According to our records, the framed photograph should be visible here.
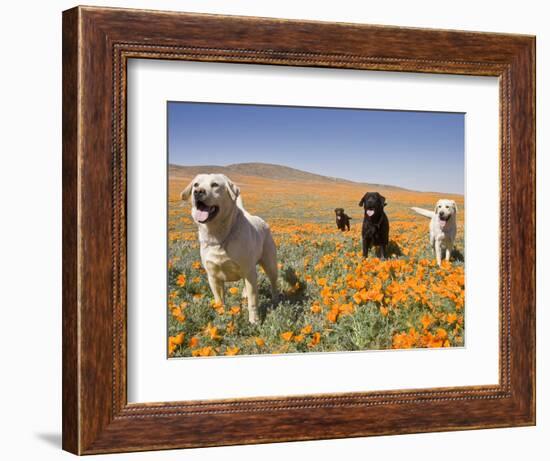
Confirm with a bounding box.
[62,6,535,454]
[165,102,466,358]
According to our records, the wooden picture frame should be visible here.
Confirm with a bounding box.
[62,5,535,455]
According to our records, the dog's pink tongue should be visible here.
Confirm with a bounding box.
[366,210,375,217]
[193,208,209,223]
[439,219,447,229]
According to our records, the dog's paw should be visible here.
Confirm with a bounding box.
[248,314,259,324]
[248,307,259,324]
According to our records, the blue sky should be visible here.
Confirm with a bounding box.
[168,102,464,194]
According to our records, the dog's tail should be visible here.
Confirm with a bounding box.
[410,207,434,218]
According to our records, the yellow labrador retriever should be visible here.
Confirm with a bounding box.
[411,199,458,266]
[180,174,278,323]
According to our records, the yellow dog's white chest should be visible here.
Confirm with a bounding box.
[201,245,242,281]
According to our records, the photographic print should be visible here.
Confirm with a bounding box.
[167,102,465,358]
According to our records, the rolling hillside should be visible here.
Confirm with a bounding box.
[168,162,450,195]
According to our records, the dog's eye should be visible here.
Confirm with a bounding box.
[193,183,199,188]
[446,206,450,209]
[211,182,219,188]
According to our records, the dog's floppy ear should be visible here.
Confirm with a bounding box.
[378,193,387,207]
[358,194,367,207]
[451,200,458,213]
[222,175,240,201]
[180,176,197,201]
[434,201,440,213]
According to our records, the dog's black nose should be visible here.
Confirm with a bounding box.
[194,188,205,197]
[439,211,445,217]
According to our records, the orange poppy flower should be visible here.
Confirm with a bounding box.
[446,313,458,324]
[171,307,186,323]
[308,332,321,348]
[225,346,240,356]
[327,309,338,323]
[176,274,186,287]
[311,303,322,314]
[192,346,215,357]
[204,323,221,340]
[281,331,294,341]
[168,332,185,355]
[192,261,202,270]
[420,313,433,329]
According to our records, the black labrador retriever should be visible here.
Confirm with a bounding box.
[359,192,389,258]
[334,208,351,231]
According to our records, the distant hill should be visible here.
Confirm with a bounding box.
[169,162,417,193]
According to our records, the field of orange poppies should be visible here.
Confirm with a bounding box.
[167,170,465,358]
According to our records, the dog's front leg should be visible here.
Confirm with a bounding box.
[434,240,443,266]
[445,247,452,262]
[207,276,225,305]
[378,245,386,260]
[362,238,370,258]
[244,271,259,324]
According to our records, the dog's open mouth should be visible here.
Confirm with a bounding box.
[366,208,375,217]
[439,215,450,229]
[193,201,219,223]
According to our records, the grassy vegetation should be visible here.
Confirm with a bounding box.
[167,173,464,358]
